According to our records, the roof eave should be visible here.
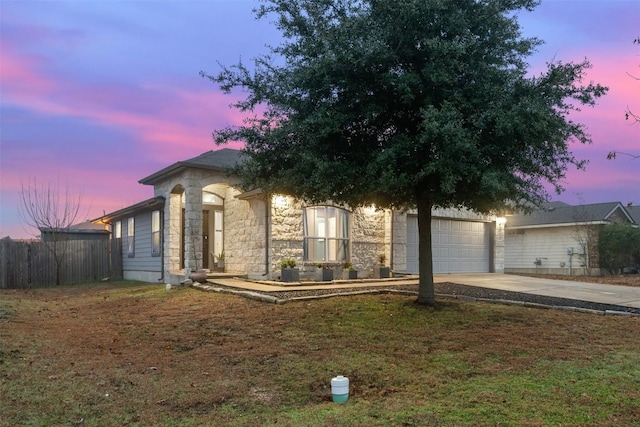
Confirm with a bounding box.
[92,196,165,224]
[139,162,235,186]
[235,188,265,200]
[506,220,610,230]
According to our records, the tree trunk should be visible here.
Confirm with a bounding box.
[416,196,435,305]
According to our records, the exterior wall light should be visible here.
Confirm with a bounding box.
[273,195,289,208]
[363,205,377,215]
[496,217,507,225]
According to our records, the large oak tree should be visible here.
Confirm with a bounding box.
[203,0,607,304]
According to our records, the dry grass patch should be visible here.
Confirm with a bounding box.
[1,282,639,426]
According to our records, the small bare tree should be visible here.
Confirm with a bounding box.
[608,37,639,161]
[19,179,85,285]
[571,199,596,276]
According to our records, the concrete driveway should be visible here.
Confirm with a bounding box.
[435,274,640,309]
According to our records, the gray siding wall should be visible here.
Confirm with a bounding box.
[122,211,162,274]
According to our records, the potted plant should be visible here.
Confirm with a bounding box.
[216,251,225,271]
[375,253,390,279]
[279,258,299,282]
[315,263,334,281]
[342,261,358,280]
[186,219,208,284]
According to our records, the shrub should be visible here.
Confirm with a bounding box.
[279,258,297,269]
[598,224,640,274]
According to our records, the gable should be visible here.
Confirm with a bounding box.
[139,148,244,186]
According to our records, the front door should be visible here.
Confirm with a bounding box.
[203,208,223,270]
[213,210,223,264]
[202,210,210,269]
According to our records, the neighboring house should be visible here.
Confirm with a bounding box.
[504,201,637,276]
[93,148,506,283]
[40,221,111,242]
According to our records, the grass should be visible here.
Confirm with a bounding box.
[1,281,639,426]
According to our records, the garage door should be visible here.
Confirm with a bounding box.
[406,216,491,274]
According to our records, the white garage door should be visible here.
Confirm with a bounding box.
[406,216,491,274]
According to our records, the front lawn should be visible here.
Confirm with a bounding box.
[1,282,639,426]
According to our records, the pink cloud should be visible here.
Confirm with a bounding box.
[1,33,251,165]
[0,46,54,96]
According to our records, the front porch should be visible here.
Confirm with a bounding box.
[191,275,420,303]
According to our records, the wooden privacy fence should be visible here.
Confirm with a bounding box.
[0,238,123,289]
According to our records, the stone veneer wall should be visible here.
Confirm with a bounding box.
[270,197,305,279]
[391,212,408,273]
[351,207,387,278]
[494,220,505,274]
[224,189,268,279]
[268,199,389,279]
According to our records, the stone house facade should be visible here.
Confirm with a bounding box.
[94,148,506,283]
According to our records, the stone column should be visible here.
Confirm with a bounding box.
[184,185,203,273]
[494,218,506,274]
[166,191,183,275]
[392,211,407,272]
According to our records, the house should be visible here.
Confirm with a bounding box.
[40,221,111,242]
[93,148,506,283]
[504,201,637,276]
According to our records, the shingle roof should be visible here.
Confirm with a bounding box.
[139,148,244,185]
[628,206,640,224]
[182,148,244,169]
[507,201,634,228]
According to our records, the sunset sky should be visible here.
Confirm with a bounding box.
[1,0,638,239]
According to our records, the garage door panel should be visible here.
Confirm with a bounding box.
[406,216,490,274]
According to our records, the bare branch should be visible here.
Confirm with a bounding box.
[19,179,83,235]
[18,178,86,285]
[607,151,640,160]
[625,106,640,123]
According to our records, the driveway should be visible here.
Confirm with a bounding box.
[435,274,640,310]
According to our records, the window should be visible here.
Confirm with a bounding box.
[127,217,135,257]
[114,221,122,239]
[151,210,161,256]
[303,206,349,261]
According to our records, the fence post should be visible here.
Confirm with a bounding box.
[0,237,9,289]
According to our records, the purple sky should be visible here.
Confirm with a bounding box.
[1,0,638,239]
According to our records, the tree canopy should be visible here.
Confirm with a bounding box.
[203,0,607,304]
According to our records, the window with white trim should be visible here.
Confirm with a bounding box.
[127,217,135,257]
[114,221,121,239]
[151,210,161,256]
[303,206,349,262]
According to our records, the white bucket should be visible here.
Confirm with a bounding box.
[331,375,349,403]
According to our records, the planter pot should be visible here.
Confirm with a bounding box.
[343,269,358,280]
[375,266,390,279]
[281,267,300,282]
[189,269,209,284]
[217,261,225,272]
[315,268,334,282]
